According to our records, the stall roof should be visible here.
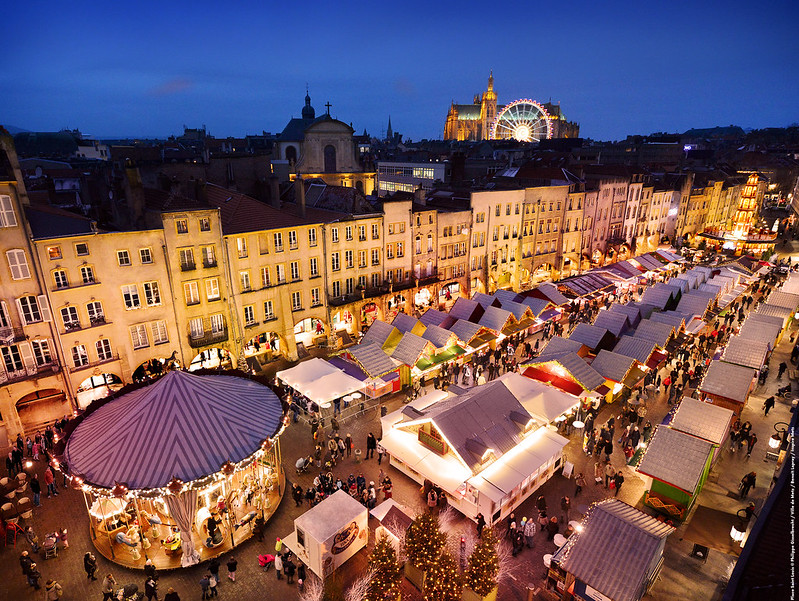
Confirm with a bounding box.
[64,371,284,490]
[648,312,686,330]
[635,254,667,271]
[721,336,769,370]
[699,361,755,403]
[738,318,783,348]
[642,284,677,310]
[496,372,579,422]
[555,499,674,601]
[633,319,674,348]
[533,282,569,306]
[765,291,799,311]
[520,296,552,317]
[448,319,486,346]
[665,278,689,294]
[422,324,457,349]
[656,248,685,262]
[493,289,521,305]
[472,291,500,309]
[698,282,722,298]
[526,352,606,391]
[628,301,658,319]
[590,350,636,383]
[277,357,340,388]
[392,312,425,335]
[753,303,794,327]
[500,299,533,321]
[593,310,630,337]
[371,502,414,539]
[608,303,642,326]
[293,490,366,543]
[671,397,734,445]
[478,306,515,333]
[362,320,402,350]
[448,297,484,323]
[348,342,399,378]
[278,358,364,402]
[539,336,587,358]
[781,272,799,295]
[613,335,658,364]
[391,332,434,367]
[676,293,712,317]
[559,273,616,297]
[637,426,715,495]
[569,323,613,350]
[419,308,449,328]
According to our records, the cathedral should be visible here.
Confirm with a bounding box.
[443,73,580,141]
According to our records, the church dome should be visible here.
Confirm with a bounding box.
[302,91,315,119]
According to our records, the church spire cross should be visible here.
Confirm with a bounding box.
[325,101,332,115]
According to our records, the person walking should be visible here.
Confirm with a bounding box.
[145,576,159,601]
[274,552,283,580]
[207,572,218,598]
[297,562,306,584]
[613,471,625,497]
[523,516,536,548]
[199,575,211,600]
[45,579,63,600]
[560,496,571,523]
[43,465,57,498]
[24,526,39,554]
[740,472,757,498]
[30,474,41,507]
[604,463,615,489]
[746,434,758,458]
[207,557,220,586]
[164,588,180,601]
[574,473,586,497]
[84,552,98,580]
[226,555,238,582]
[763,396,775,416]
[102,573,117,601]
[285,558,296,584]
[778,361,788,379]
[475,513,486,538]
[366,433,377,459]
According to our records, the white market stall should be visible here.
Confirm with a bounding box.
[276,357,364,407]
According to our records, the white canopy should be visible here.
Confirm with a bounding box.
[277,357,364,405]
[496,372,580,422]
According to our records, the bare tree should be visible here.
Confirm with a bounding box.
[344,568,375,601]
[298,573,325,601]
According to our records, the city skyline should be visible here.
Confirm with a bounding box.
[3,0,798,141]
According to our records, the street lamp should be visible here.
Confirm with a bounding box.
[729,508,749,546]
[769,421,789,449]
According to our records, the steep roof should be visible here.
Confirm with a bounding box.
[361,320,400,349]
[633,319,674,348]
[448,319,484,345]
[593,310,630,337]
[422,324,456,349]
[347,342,398,378]
[478,306,514,333]
[590,350,636,383]
[699,361,755,403]
[25,205,95,238]
[613,335,657,364]
[391,312,424,335]
[390,332,433,367]
[419,308,448,327]
[527,352,606,390]
[608,303,642,326]
[539,336,586,358]
[472,292,500,309]
[534,282,569,305]
[448,297,484,322]
[637,426,714,494]
[520,296,552,317]
[670,397,733,445]
[569,323,613,350]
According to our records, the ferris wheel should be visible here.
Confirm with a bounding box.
[490,99,552,142]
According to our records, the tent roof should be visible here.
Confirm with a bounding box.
[64,371,284,490]
[637,426,714,494]
[699,361,755,403]
[555,499,673,601]
[277,357,364,402]
[670,397,734,445]
[590,350,636,383]
[294,490,366,542]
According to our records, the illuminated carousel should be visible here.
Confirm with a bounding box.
[62,370,287,569]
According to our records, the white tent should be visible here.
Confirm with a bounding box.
[276,358,364,405]
[496,372,580,422]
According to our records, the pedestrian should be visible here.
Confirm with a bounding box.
[763,396,775,416]
[285,558,296,584]
[164,587,180,601]
[298,561,306,583]
[746,434,758,458]
[44,465,57,497]
[208,572,218,597]
[84,552,98,580]
[613,471,625,496]
[376,441,385,465]
[546,516,559,541]
[344,433,353,458]
[475,513,486,538]
[102,573,117,601]
[574,473,586,497]
[208,557,220,585]
[778,361,787,379]
[227,555,238,582]
[28,562,42,590]
[44,578,62,600]
[200,574,211,600]
[560,496,571,523]
[24,526,39,553]
[19,550,32,577]
[366,433,377,459]
[30,474,41,507]
[740,471,757,498]
[274,552,283,580]
[427,488,438,510]
[604,463,615,488]
[145,576,159,601]
[523,516,536,547]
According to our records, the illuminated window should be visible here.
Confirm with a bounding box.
[199,217,210,232]
[47,246,62,260]
[176,219,188,234]
[143,281,161,306]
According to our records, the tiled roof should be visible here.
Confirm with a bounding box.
[448,297,483,322]
[448,319,484,344]
[391,312,423,334]
[699,360,755,403]
[721,336,769,369]
[593,310,630,337]
[478,306,513,332]
[520,296,551,317]
[347,342,398,378]
[419,308,448,327]
[361,320,400,348]
[142,187,211,212]
[556,499,673,601]
[422,324,456,349]
[670,397,733,445]
[637,426,714,494]
[613,335,657,364]
[390,332,432,367]
[590,350,636,383]
[569,323,612,350]
[632,319,674,348]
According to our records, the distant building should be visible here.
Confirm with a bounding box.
[376,161,449,196]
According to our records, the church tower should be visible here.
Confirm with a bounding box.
[386,116,393,142]
[481,71,497,139]
[302,87,315,120]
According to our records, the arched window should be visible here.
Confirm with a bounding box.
[285,146,297,164]
[324,145,337,173]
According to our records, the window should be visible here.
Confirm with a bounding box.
[205,278,220,300]
[359,225,366,241]
[395,268,403,282]
[199,217,210,232]
[31,340,52,366]
[388,223,394,235]
[240,271,251,292]
[139,248,152,264]
[189,318,204,339]
[117,250,131,266]
[308,228,317,246]
[345,250,353,268]
[261,267,271,287]
[372,224,379,240]
[71,345,89,367]
[1,345,24,373]
[309,257,318,277]
[210,314,224,334]
[495,205,501,217]
[237,237,248,258]
[87,301,104,325]
[371,249,380,266]
[258,234,269,255]
[244,306,255,326]
[273,232,283,252]
[54,270,68,289]
[184,281,200,305]
[60,306,80,331]
[202,246,216,268]
[0,195,17,227]
[331,252,340,271]
[6,249,30,280]
[345,226,353,241]
[264,300,275,320]
[179,248,195,270]
[332,227,339,243]
[122,285,141,309]
[427,234,433,252]
[358,275,367,288]
[75,242,89,256]
[17,295,48,325]
[332,281,341,297]
[290,261,300,281]
[80,266,95,284]
[47,246,62,260]
[152,321,169,344]
[96,339,113,361]
[291,291,302,310]
[143,281,162,306]
[399,222,406,233]
[176,219,188,234]
[515,203,520,214]
[130,324,149,349]
[311,288,320,306]
[371,273,381,288]
[346,278,354,295]
[386,244,394,259]
[415,236,422,254]
[359,250,367,268]
[288,230,298,249]
[275,264,286,283]
[397,242,404,257]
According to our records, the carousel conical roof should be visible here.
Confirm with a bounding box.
[64,370,283,490]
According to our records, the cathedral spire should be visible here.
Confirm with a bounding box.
[386,115,393,141]
[488,70,494,91]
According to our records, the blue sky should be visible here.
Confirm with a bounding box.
[2,0,797,141]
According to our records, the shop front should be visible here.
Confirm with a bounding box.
[75,374,124,409]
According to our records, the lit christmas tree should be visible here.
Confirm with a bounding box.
[365,535,402,601]
[424,551,461,601]
[405,512,446,571]
[464,528,500,596]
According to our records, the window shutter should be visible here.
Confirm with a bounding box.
[15,298,28,325]
[0,196,17,227]
[19,342,35,371]
[38,295,52,322]
[0,300,9,328]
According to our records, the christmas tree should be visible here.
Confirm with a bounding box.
[365,535,402,601]
[464,528,500,596]
[424,551,461,601]
[405,512,446,571]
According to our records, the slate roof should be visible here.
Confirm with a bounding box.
[555,499,673,601]
[493,289,521,305]
[419,308,448,327]
[628,302,658,319]
[478,306,514,332]
[637,426,715,494]
[590,350,636,383]
[25,205,95,238]
[593,310,630,337]
[392,312,424,334]
[539,336,585,358]
[448,297,484,322]
[361,320,400,349]
[608,303,642,326]
[642,284,676,309]
[676,293,711,317]
[520,296,551,317]
[670,397,733,445]
[648,312,686,330]
[448,319,484,344]
[754,303,794,325]
[613,335,657,364]
[699,360,755,403]
[421,324,456,349]
[472,292,499,309]
[390,332,432,367]
[534,282,569,305]
[721,336,769,370]
[632,319,674,348]
[500,300,532,321]
[569,323,612,350]
[765,291,799,310]
[347,342,398,378]
[279,116,315,141]
[527,352,606,390]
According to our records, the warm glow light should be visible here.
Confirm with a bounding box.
[768,434,781,449]
[572,420,585,429]
[730,524,745,543]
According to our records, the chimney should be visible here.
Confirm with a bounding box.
[294,176,306,218]
[269,175,280,209]
[124,166,145,228]
[414,184,426,206]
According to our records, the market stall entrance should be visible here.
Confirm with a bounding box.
[243,331,286,365]
[332,310,356,335]
[360,303,380,328]
[294,317,327,350]
[189,348,234,371]
[17,388,70,434]
[75,374,123,409]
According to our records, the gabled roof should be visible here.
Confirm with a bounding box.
[527,352,606,391]
[472,292,500,309]
[421,324,457,349]
[632,319,674,348]
[593,310,630,337]
[590,350,636,383]
[555,499,674,601]
[670,397,734,445]
[419,308,448,328]
[648,312,685,330]
[391,312,425,335]
[637,426,714,494]
[608,303,642,326]
[520,296,552,317]
[642,284,677,309]
[478,306,514,333]
[539,336,586,358]
[493,289,521,305]
[753,303,794,326]
[448,297,484,323]
[721,336,769,370]
[676,293,712,317]
[569,323,613,350]
[533,282,569,306]
[448,319,486,345]
[499,300,534,321]
[25,204,95,238]
[699,361,755,403]
[613,335,657,364]
[627,301,658,319]
[361,320,401,350]
[765,291,799,310]
[390,332,433,367]
[347,342,398,378]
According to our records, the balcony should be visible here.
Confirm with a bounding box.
[71,354,120,372]
[0,361,60,384]
[180,261,196,272]
[63,321,82,333]
[0,326,27,343]
[203,258,218,268]
[187,318,229,348]
[89,315,108,327]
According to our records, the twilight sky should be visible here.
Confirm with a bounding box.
[3,0,797,141]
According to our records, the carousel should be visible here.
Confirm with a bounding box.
[62,370,287,569]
